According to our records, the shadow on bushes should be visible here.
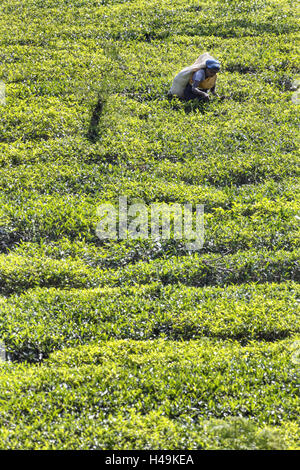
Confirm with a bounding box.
[167,94,208,114]
[87,94,104,143]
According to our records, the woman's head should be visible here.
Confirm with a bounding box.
[205,68,218,77]
[205,59,221,76]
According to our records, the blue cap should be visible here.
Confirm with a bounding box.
[206,59,221,71]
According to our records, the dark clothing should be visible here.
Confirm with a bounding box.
[183,83,209,102]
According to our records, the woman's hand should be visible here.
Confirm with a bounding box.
[211,90,220,98]
[191,83,210,101]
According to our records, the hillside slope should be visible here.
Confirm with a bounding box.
[0,0,299,449]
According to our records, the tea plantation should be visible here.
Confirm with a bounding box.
[0,0,299,450]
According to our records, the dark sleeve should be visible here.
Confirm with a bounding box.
[192,69,205,87]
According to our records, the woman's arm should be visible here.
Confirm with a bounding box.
[191,69,209,101]
[191,81,209,100]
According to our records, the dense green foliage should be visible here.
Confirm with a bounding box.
[0,0,299,450]
[1,281,299,362]
[0,339,299,449]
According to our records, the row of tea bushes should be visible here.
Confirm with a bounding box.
[1,94,298,168]
[1,178,298,254]
[0,338,298,449]
[0,155,299,196]
[0,281,299,362]
[0,248,299,295]
[0,0,298,45]
[9,203,298,269]
[153,152,299,186]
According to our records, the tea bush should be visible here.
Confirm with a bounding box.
[0,248,299,296]
[0,0,299,450]
[0,338,299,449]
[0,281,299,362]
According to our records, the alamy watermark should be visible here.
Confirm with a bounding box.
[290,340,300,365]
[291,78,300,104]
[0,81,5,105]
[96,197,204,251]
[0,341,6,362]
